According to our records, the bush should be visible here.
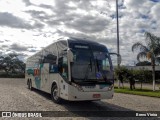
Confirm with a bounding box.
[114,66,129,82]
[132,69,152,83]
[114,66,152,83]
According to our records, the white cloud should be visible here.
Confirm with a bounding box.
[31,0,55,6]
[150,3,160,20]
[0,12,32,29]
[0,0,160,66]
[10,43,28,51]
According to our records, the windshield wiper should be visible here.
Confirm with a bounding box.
[95,58,99,72]
[89,57,92,72]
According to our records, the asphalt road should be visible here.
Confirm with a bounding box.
[0,78,160,120]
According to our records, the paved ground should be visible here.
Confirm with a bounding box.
[0,78,160,120]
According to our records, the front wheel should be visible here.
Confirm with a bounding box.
[51,85,62,104]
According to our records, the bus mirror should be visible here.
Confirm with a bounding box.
[109,53,121,65]
[67,49,74,62]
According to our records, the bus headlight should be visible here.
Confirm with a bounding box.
[72,83,84,91]
[108,84,114,91]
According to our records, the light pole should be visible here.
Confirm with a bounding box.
[116,0,120,88]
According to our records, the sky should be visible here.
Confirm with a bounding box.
[0,0,160,66]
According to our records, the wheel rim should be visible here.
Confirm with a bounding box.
[53,87,58,100]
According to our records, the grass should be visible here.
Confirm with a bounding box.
[114,86,160,98]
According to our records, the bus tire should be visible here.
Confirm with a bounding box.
[27,79,30,89]
[51,85,62,104]
[28,80,32,91]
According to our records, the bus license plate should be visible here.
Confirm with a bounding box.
[93,94,101,98]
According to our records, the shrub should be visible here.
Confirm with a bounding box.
[114,66,129,82]
[114,66,152,83]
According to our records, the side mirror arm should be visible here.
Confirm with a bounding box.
[67,48,74,62]
[109,53,121,65]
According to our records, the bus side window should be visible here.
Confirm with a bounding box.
[102,58,110,71]
[43,54,57,64]
[58,56,68,79]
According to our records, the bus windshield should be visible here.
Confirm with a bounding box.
[70,45,112,83]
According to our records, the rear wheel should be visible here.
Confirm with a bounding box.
[51,85,62,104]
[28,80,32,90]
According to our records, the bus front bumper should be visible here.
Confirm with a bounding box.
[67,89,114,101]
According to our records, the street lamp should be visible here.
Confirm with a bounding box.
[116,0,120,88]
[116,0,120,66]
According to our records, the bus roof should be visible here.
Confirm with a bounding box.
[68,37,105,47]
[27,37,107,61]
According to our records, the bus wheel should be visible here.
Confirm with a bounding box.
[28,80,32,90]
[51,85,62,104]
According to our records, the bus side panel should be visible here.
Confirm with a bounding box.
[40,74,59,94]
[39,63,59,94]
[40,63,49,92]
[58,75,69,100]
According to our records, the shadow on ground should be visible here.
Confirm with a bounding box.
[30,88,159,120]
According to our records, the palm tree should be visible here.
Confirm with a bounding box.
[132,32,160,91]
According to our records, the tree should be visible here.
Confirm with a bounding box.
[114,66,128,88]
[132,32,160,91]
[0,53,25,75]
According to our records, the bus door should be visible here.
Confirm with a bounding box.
[58,54,69,99]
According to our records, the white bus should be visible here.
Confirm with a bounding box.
[25,37,121,103]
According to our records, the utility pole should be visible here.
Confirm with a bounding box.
[116,0,120,88]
